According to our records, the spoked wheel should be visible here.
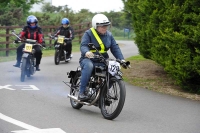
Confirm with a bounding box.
[70,71,83,109]
[21,58,27,82]
[100,77,126,120]
[54,50,60,65]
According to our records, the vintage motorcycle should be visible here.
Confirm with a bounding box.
[12,30,42,82]
[49,35,72,65]
[65,43,130,120]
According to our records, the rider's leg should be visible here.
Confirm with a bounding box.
[65,42,72,58]
[34,45,42,71]
[78,58,94,100]
[13,44,25,67]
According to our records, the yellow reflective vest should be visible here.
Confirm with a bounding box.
[90,27,106,53]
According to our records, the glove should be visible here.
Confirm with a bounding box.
[14,40,19,43]
[121,59,126,63]
[121,59,131,69]
[66,38,72,41]
[85,51,94,58]
[66,41,71,45]
[42,41,46,47]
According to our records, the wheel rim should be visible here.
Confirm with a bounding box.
[102,82,120,115]
[71,76,81,105]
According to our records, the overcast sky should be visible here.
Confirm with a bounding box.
[52,0,124,12]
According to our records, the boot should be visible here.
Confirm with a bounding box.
[13,61,20,68]
[65,55,70,61]
[78,93,89,101]
[36,65,40,71]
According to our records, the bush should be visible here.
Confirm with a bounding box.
[124,0,200,93]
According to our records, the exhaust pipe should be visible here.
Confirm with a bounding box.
[67,89,100,106]
[67,94,91,105]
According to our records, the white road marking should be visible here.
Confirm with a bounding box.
[0,113,39,130]
[0,85,15,90]
[16,85,39,90]
[0,113,66,133]
[0,85,40,90]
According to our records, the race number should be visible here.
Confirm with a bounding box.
[24,43,32,52]
[108,61,121,76]
[57,35,65,44]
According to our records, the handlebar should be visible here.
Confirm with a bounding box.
[93,54,131,69]
[49,35,71,41]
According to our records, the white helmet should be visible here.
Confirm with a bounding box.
[92,14,111,29]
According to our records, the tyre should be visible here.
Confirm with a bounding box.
[21,58,27,82]
[100,77,126,120]
[54,50,60,65]
[70,71,83,109]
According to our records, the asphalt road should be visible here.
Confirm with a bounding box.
[0,40,200,133]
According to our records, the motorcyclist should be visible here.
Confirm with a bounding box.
[78,14,126,100]
[13,15,45,71]
[53,18,75,61]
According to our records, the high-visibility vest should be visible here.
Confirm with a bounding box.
[90,27,106,53]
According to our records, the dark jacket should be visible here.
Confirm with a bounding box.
[53,26,75,40]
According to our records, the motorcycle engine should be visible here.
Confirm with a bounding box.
[86,87,96,101]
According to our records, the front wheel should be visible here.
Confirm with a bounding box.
[54,50,60,65]
[70,71,83,109]
[100,77,126,120]
[21,58,27,82]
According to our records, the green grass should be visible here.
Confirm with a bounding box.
[126,55,146,61]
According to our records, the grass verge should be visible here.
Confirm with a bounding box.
[121,55,200,101]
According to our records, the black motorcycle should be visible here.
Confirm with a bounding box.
[65,43,130,120]
[49,35,72,65]
[12,30,42,82]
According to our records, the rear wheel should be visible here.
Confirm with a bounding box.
[100,77,126,120]
[70,71,83,109]
[54,50,60,65]
[21,58,27,82]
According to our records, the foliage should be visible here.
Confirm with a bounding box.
[0,0,43,26]
[124,0,200,93]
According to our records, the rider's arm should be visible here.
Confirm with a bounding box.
[18,26,27,40]
[109,33,124,60]
[69,26,75,40]
[80,31,91,57]
[53,27,61,37]
[37,27,44,44]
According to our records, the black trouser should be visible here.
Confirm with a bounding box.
[65,42,72,57]
[54,41,72,57]
[16,43,42,65]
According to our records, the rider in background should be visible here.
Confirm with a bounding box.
[53,18,75,61]
[78,13,126,100]
[13,15,45,71]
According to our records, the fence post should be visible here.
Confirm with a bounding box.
[6,27,9,56]
[49,28,52,48]
[78,25,82,43]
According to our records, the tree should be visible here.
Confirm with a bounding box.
[0,0,43,26]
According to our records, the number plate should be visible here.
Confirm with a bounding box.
[57,35,65,44]
[108,61,121,76]
[24,43,33,52]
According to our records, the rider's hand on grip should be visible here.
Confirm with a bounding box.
[66,38,72,41]
[14,40,19,43]
[42,41,46,47]
[121,60,131,69]
[85,51,94,58]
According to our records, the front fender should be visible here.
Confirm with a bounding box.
[114,75,122,80]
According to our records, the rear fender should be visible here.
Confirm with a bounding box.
[68,70,80,84]
[22,53,29,58]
